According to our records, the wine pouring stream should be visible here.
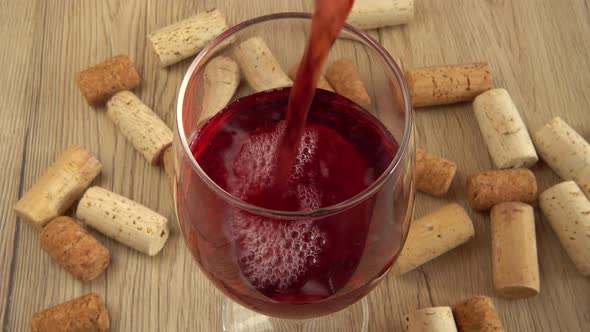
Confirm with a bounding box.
[275,0,354,186]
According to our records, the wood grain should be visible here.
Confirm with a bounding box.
[1,0,589,331]
[0,0,47,328]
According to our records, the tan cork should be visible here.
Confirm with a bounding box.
[107,91,173,165]
[416,148,457,196]
[76,187,169,256]
[200,56,240,124]
[533,117,590,199]
[406,63,492,108]
[452,295,505,332]
[473,89,538,169]
[466,168,537,211]
[14,145,102,229]
[75,55,140,107]
[539,181,590,276]
[40,216,110,281]
[148,9,230,67]
[233,36,292,92]
[404,306,458,332]
[491,202,540,298]
[30,292,109,332]
[326,58,372,110]
[392,203,474,275]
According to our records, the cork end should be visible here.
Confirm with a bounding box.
[80,251,111,282]
[146,225,170,256]
[438,164,457,195]
[473,88,508,102]
[150,142,173,166]
[495,155,539,169]
[13,204,49,230]
[94,293,110,331]
[496,285,539,299]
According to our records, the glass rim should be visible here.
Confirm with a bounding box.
[176,12,413,219]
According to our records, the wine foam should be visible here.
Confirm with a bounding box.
[231,212,325,290]
[229,122,326,290]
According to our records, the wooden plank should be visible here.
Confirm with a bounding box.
[377,0,590,331]
[0,0,47,328]
[2,0,589,331]
[6,1,308,331]
[4,1,184,330]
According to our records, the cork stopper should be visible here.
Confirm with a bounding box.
[491,202,540,298]
[452,295,505,332]
[30,292,109,332]
[466,168,537,210]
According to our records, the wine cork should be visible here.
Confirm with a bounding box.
[30,292,109,332]
[539,181,590,276]
[404,306,458,332]
[288,63,334,92]
[107,91,173,165]
[14,146,102,229]
[77,187,170,256]
[148,9,230,67]
[392,203,475,275]
[326,58,372,110]
[473,89,538,169]
[466,168,537,211]
[491,202,540,298]
[200,56,240,124]
[162,145,175,195]
[406,63,492,108]
[416,148,457,196]
[347,0,414,30]
[162,145,179,213]
[533,117,590,199]
[233,37,292,92]
[452,296,505,332]
[40,216,110,281]
[75,55,140,107]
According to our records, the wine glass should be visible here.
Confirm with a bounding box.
[173,12,415,332]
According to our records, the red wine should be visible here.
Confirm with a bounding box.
[178,88,404,318]
[276,0,354,183]
[176,0,412,319]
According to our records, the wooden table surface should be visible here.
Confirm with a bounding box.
[1,0,589,331]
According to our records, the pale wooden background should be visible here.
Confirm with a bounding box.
[1,0,589,331]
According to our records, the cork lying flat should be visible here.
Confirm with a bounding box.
[466,168,537,211]
[491,202,540,298]
[107,91,173,165]
[200,56,240,124]
[453,296,505,332]
[473,88,538,169]
[326,58,371,110]
[30,293,110,332]
[40,216,110,281]
[404,306,458,332]
[149,9,229,67]
[392,203,475,275]
[14,145,102,229]
[233,36,292,92]
[416,148,457,196]
[406,63,492,108]
[347,0,414,30]
[162,146,175,195]
[77,187,170,256]
[539,181,590,276]
[75,55,140,107]
[533,117,590,199]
